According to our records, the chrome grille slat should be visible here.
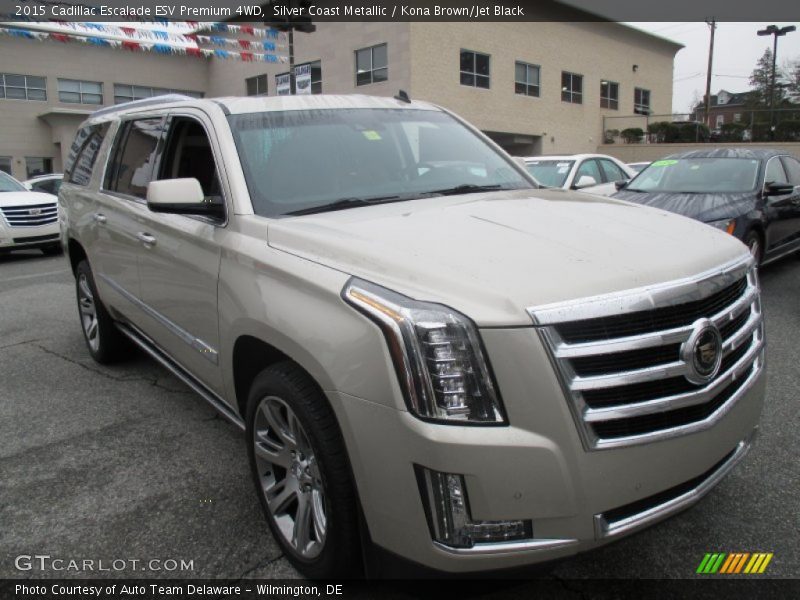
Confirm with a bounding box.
[528,254,764,450]
[1,203,58,228]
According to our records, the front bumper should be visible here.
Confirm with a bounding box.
[330,327,765,573]
[0,221,60,250]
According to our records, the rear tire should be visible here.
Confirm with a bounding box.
[246,362,361,579]
[744,230,763,265]
[75,260,128,364]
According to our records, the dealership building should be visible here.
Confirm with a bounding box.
[0,18,680,180]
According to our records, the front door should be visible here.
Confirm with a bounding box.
[134,111,227,394]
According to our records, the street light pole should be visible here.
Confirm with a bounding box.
[757,24,796,139]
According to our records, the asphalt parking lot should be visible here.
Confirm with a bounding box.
[1,249,798,582]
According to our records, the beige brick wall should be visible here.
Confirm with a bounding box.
[206,22,412,98]
[0,36,208,179]
[408,22,678,155]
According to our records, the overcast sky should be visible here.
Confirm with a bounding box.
[627,22,800,113]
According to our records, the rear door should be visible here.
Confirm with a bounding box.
[134,110,226,394]
[90,116,167,322]
[778,156,800,249]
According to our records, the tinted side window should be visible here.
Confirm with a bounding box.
[599,158,627,182]
[764,157,788,186]
[780,157,800,186]
[575,159,602,185]
[106,118,165,199]
[66,123,110,186]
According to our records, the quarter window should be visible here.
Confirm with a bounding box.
[25,157,53,179]
[460,50,490,88]
[515,62,540,97]
[246,75,268,96]
[561,71,583,104]
[105,118,166,199]
[634,88,651,115]
[600,80,619,110]
[355,44,388,86]
[58,79,102,104]
[0,73,46,101]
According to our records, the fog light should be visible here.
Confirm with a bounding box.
[416,466,532,548]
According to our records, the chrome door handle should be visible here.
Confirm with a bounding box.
[137,232,157,246]
[93,213,107,224]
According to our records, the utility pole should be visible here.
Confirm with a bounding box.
[704,19,716,129]
[757,25,796,140]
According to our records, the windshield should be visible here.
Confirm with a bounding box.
[0,171,26,192]
[525,160,574,188]
[228,108,532,217]
[627,158,760,193]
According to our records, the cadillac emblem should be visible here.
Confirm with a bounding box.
[29,208,42,216]
[682,318,723,385]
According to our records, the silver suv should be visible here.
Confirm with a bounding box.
[60,94,765,577]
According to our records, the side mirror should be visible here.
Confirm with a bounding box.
[615,180,628,191]
[146,178,223,218]
[763,181,794,197]
[572,175,597,190]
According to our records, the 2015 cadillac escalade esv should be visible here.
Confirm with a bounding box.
[59,94,765,578]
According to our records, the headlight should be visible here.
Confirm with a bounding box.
[708,218,736,235]
[343,278,505,424]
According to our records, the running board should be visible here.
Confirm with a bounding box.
[115,322,245,431]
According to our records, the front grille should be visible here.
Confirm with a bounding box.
[530,256,764,450]
[1,202,58,228]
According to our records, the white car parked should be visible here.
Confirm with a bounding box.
[522,153,636,196]
[0,170,61,255]
[24,173,64,196]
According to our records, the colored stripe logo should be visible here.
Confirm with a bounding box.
[697,552,773,574]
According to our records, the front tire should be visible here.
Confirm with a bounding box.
[246,362,361,578]
[75,260,128,364]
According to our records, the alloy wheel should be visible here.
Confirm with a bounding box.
[77,273,100,352]
[253,396,327,559]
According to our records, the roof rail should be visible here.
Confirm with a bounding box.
[90,94,195,119]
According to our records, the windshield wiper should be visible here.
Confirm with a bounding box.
[428,183,506,196]
[284,195,407,216]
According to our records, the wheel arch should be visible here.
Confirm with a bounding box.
[67,237,88,276]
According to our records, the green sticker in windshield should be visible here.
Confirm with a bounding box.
[651,159,678,167]
[362,130,382,141]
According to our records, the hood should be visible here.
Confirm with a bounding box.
[612,189,755,223]
[268,188,749,326]
[0,191,58,208]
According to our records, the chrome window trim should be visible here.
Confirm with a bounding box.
[527,253,753,326]
[100,274,219,365]
[594,431,755,539]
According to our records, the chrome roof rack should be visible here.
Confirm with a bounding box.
[90,94,196,119]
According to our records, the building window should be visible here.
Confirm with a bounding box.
[561,71,583,104]
[246,75,268,96]
[715,114,725,128]
[734,113,742,122]
[296,60,322,94]
[58,79,103,105]
[460,50,490,88]
[515,62,540,97]
[355,44,388,86]
[25,157,53,178]
[0,73,46,101]
[0,156,11,175]
[600,80,619,110]
[113,84,203,104]
[634,87,651,115]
